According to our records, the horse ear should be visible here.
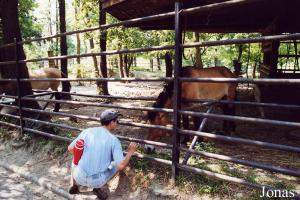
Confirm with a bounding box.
[141,111,148,120]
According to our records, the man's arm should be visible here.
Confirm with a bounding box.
[117,142,138,171]
[68,144,74,154]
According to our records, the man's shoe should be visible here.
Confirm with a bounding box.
[93,188,108,200]
[69,185,79,194]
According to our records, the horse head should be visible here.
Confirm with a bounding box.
[146,100,172,154]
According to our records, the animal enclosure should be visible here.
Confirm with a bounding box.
[0,0,300,198]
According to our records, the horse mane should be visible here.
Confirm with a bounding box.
[147,68,192,121]
[147,81,174,122]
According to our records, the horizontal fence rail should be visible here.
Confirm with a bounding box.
[180,147,300,177]
[177,164,300,199]
[21,97,173,113]
[180,129,300,153]
[180,110,300,129]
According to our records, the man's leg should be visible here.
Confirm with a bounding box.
[92,169,121,200]
[69,165,80,194]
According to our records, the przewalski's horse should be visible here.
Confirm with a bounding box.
[146,66,237,153]
[29,68,70,91]
[29,68,71,112]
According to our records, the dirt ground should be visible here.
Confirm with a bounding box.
[1,81,300,199]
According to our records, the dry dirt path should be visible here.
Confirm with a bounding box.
[0,166,64,200]
[0,141,199,200]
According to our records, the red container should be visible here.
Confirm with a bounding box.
[73,139,84,165]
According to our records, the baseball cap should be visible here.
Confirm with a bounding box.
[100,109,121,122]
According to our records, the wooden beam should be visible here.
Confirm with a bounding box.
[102,0,127,10]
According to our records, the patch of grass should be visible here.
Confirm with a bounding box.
[130,157,150,171]
[221,164,257,184]
[0,127,11,139]
[195,142,218,153]
[176,171,228,195]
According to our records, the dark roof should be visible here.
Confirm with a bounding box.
[103,0,300,33]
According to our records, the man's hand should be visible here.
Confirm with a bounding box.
[127,142,138,154]
[117,142,138,171]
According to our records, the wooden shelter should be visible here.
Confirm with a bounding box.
[103,0,300,33]
[103,0,300,103]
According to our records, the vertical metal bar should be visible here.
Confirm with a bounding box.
[14,38,24,137]
[172,1,183,183]
[182,105,213,164]
[99,0,109,94]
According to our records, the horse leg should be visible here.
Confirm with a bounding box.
[222,85,236,136]
[145,129,167,154]
[254,85,265,118]
[193,116,203,142]
[181,115,190,145]
[53,89,61,112]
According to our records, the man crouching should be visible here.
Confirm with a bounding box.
[68,109,138,199]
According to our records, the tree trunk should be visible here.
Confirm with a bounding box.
[165,52,173,77]
[124,54,129,77]
[157,56,161,71]
[58,0,71,98]
[150,59,153,72]
[119,53,125,78]
[90,38,102,90]
[134,57,137,67]
[99,1,109,95]
[47,50,56,68]
[0,0,41,114]
[194,32,203,68]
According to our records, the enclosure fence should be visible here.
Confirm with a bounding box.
[0,0,300,197]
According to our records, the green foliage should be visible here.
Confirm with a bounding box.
[221,164,257,184]
[176,171,227,195]
[19,0,42,39]
[195,142,217,153]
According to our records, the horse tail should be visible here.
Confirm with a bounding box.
[60,71,71,91]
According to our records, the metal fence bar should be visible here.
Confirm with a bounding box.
[183,33,300,49]
[0,121,21,129]
[22,117,172,149]
[0,113,20,119]
[19,106,172,131]
[172,1,183,181]
[26,91,56,98]
[19,45,174,64]
[14,38,24,137]
[19,77,173,82]
[182,105,213,164]
[21,97,173,113]
[187,99,300,110]
[177,164,300,199]
[41,90,157,101]
[180,77,300,84]
[23,117,82,131]
[180,110,300,129]
[0,61,17,66]
[23,127,71,143]
[179,129,300,153]
[16,76,300,84]
[180,147,300,177]
[0,42,15,49]
[133,152,172,166]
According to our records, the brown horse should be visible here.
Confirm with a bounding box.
[29,68,71,112]
[29,68,69,91]
[146,66,237,153]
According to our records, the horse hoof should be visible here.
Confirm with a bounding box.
[145,144,155,154]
